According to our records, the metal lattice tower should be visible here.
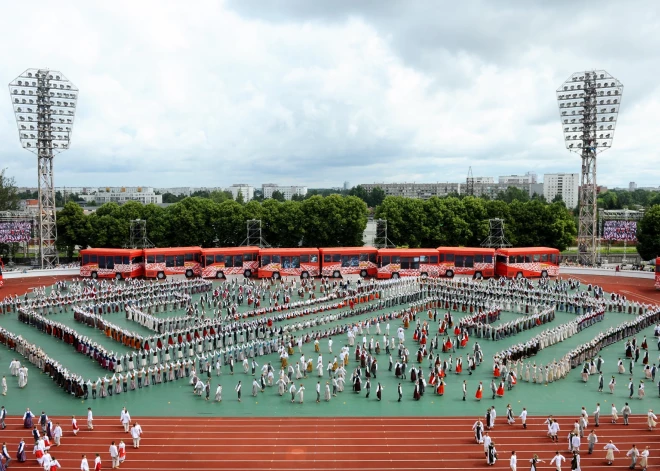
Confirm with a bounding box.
[128,219,154,249]
[9,69,79,268]
[556,70,623,266]
[480,218,512,248]
[241,219,270,248]
[373,219,394,248]
[466,166,475,196]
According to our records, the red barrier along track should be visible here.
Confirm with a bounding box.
[3,415,659,470]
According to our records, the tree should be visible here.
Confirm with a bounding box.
[637,205,660,260]
[56,202,90,257]
[209,190,233,203]
[496,186,530,204]
[271,190,286,202]
[235,190,245,205]
[0,169,19,211]
[368,187,386,208]
[162,192,186,203]
[551,194,564,204]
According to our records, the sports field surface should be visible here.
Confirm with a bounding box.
[0,273,659,469]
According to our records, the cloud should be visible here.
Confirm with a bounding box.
[1,0,658,189]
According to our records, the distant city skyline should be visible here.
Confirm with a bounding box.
[2,2,659,188]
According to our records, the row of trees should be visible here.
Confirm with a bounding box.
[54,194,582,256]
[598,188,660,210]
[375,197,577,250]
[56,195,369,257]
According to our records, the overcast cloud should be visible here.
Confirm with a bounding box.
[1,0,659,189]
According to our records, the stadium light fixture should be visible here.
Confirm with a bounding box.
[8,69,79,269]
[556,70,623,266]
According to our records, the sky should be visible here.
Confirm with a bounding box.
[1,1,659,189]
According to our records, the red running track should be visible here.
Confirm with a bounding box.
[3,415,660,470]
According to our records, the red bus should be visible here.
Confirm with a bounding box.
[376,248,440,279]
[144,247,202,279]
[655,257,659,290]
[80,248,144,280]
[495,247,560,278]
[257,248,320,279]
[319,247,378,278]
[201,247,260,279]
[437,247,495,279]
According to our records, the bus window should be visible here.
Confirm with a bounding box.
[244,253,253,262]
[359,253,368,262]
[533,254,540,262]
[310,254,318,263]
[430,255,438,264]
[156,254,165,264]
[185,253,193,262]
[445,254,454,262]
[400,257,410,269]
[115,256,123,265]
[484,255,493,264]
[175,255,184,267]
[465,255,474,268]
[439,253,444,263]
[541,254,548,262]
[300,255,309,263]
[291,256,300,269]
[235,254,243,266]
[550,254,557,264]
[122,256,129,264]
[332,254,341,263]
[411,257,420,269]
[516,255,525,263]
[324,254,332,263]
[341,255,350,268]
[90,254,97,263]
[380,256,390,267]
[475,254,483,263]
[455,255,464,267]
[392,256,400,264]
[272,255,281,264]
[165,256,174,267]
[525,255,532,263]
[226,256,235,267]
[419,255,428,263]
[107,257,115,269]
[261,255,271,266]
[147,255,154,263]
[369,253,377,263]
[508,256,515,263]
[98,256,106,269]
[83,254,89,265]
[205,255,214,266]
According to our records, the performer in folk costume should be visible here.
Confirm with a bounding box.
[475,382,483,401]
[23,409,34,428]
[472,418,484,444]
[72,416,79,436]
[486,442,497,466]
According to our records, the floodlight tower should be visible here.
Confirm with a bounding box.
[8,69,79,268]
[556,71,623,266]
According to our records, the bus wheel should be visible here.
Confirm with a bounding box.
[516,272,524,279]
[157,272,166,280]
[115,273,122,280]
[91,272,98,280]
[392,273,400,279]
[185,269,193,278]
[360,270,368,278]
[474,272,483,280]
[541,270,548,278]
[332,271,341,279]
[244,269,252,278]
[446,270,454,278]
[216,271,224,279]
[272,272,280,280]
[301,271,309,279]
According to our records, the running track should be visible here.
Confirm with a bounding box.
[5,415,660,470]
